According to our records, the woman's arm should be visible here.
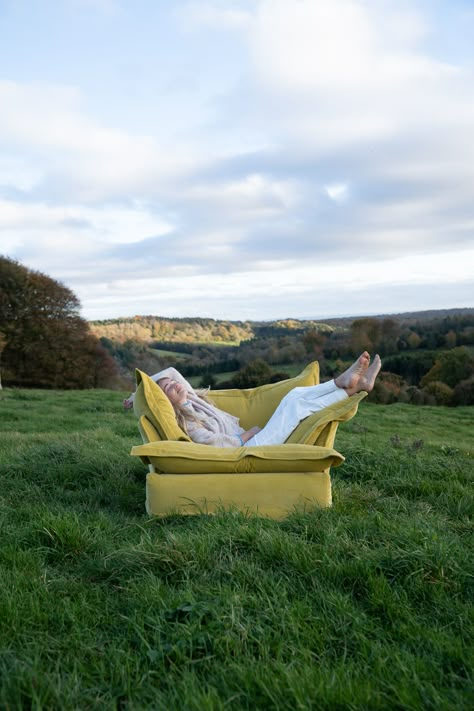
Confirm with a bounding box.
[239,426,262,444]
[186,421,262,448]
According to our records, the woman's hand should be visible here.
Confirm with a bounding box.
[240,426,262,443]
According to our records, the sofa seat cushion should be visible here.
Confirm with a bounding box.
[210,361,320,429]
[131,440,344,474]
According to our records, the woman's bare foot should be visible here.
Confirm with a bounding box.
[346,354,382,396]
[123,396,134,410]
[335,352,370,392]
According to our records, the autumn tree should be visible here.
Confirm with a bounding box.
[350,317,401,356]
[0,256,119,389]
[421,347,474,389]
[380,318,401,353]
[445,330,457,348]
[406,331,422,350]
[303,328,327,358]
[350,318,381,355]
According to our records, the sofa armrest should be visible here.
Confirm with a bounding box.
[130,440,344,475]
[285,391,367,446]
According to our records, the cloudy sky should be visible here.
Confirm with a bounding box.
[1,0,473,321]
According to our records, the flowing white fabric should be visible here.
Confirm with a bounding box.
[245,380,348,447]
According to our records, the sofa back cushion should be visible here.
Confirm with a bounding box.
[209,361,320,429]
[134,370,191,442]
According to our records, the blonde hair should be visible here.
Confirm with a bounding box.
[172,388,215,435]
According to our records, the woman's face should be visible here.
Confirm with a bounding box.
[158,377,188,406]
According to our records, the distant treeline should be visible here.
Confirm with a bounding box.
[94,311,474,406]
[4,252,472,403]
[90,316,253,345]
[89,315,335,345]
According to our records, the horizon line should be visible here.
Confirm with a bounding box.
[87,305,474,324]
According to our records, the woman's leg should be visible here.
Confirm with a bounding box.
[244,352,381,447]
[245,384,348,447]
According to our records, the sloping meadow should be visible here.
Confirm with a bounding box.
[0,388,472,710]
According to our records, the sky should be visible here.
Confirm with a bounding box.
[1,0,473,322]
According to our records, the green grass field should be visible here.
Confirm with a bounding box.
[0,388,472,710]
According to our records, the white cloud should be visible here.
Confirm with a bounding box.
[0,155,43,192]
[250,0,454,92]
[0,80,201,201]
[0,199,173,276]
[76,246,474,320]
[235,0,472,160]
[183,173,299,219]
[1,1,473,320]
[325,183,348,202]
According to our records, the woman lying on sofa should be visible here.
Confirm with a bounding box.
[123,352,381,448]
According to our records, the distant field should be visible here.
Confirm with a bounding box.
[205,340,242,347]
[0,387,472,709]
[187,364,308,388]
[275,362,308,378]
[153,348,192,359]
[188,371,240,387]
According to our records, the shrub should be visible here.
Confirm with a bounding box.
[421,346,474,389]
[452,376,474,405]
[369,380,398,404]
[229,359,273,388]
[368,373,408,404]
[400,386,432,405]
[422,381,454,406]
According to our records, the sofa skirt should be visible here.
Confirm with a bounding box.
[145,470,332,519]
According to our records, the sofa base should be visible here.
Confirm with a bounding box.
[145,470,332,519]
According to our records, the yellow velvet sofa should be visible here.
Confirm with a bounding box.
[130,362,367,519]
